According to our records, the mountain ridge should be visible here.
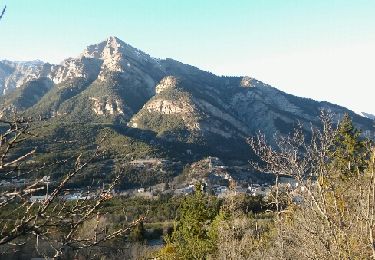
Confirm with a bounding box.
[0,36,374,188]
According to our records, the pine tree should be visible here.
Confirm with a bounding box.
[163,184,219,259]
[331,113,368,176]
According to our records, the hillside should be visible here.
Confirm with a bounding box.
[0,36,374,187]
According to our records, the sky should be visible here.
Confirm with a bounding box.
[0,0,374,115]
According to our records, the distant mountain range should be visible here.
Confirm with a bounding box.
[361,112,375,120]
[0,36,374,186]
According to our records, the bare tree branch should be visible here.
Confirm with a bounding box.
[0,5,5,20]
[0,116,142,258]
[248,110,375,258]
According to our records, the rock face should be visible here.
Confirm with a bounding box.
[89,96,125,115]
[0,36,374,147]
[129,76,201,135]
[50,57,102,84]
[155,76,179,94]
[145,99,193,115]
[240,76,255,87]
[0,60,52,94]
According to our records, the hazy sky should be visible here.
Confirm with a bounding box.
[0,0,374,115]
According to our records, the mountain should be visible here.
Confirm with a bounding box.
[0,36,374,187]
[0,60,52,95]
[361,112,375,120]
[129,76,249,140]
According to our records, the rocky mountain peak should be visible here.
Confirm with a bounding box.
[101,36,125,60]
[80,36,157,79]
[105,36,123,49]
[81,36,125,60]
[81,36,150,62]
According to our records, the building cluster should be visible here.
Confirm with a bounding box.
[0,178,28,187]
[1,156,309,204]
[161,156,274,198]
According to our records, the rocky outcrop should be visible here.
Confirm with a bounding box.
[0,60,52,94]
[50,57,102,84]
[155,76,179,94]
[131,76,248,138]
[89,96,127,116]
[240,76,267,88]
[145,99,193,115]
[128,75,204,133]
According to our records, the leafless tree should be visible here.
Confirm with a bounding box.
[248,111,375,259]
[0,117,144,258]
[0,4,5,20]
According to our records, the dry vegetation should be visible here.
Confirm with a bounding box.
[157,112,375,259]
[247,111,375,259]
[0,117,144,258]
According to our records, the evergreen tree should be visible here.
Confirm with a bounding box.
[162,184,220,259]
[129,221,146,242]
[331,113,368,176]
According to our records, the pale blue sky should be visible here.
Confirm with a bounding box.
[0,0,374,114]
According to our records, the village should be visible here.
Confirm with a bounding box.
[127,156,303,199]
[0,156,304,204]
